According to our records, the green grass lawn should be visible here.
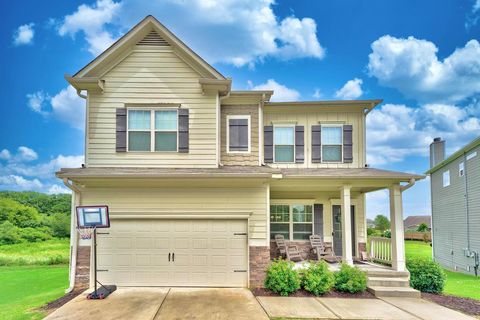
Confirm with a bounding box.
[0,239,70,266]
[404,240,480,300]
[0,265,69,320]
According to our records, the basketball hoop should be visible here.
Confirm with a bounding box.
[77,226,95,240]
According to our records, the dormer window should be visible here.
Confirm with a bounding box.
[127,109,178,152]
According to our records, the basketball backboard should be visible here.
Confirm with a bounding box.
[76,206,110,228]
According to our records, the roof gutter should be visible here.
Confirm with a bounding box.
[400,178,416,192]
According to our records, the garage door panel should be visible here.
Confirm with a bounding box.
[97,219,248,287]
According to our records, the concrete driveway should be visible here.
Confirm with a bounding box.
[45,287,269,320]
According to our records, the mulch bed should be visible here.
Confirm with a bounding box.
[422,293,480,316]
[40,287,87,314]
[252,287,375,299]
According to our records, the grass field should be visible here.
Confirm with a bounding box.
[0,239,69,266]
[404,240,480,300]
[0,265,69,320]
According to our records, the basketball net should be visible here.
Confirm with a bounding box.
[77,226,95,240]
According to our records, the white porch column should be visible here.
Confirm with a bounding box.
[340,185,353,265]
[389,184,406,271]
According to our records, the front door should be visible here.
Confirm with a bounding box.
[332,205,356,257]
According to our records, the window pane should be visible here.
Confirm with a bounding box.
[128,132,151,151]
[155,132,177,151]
[271,223,290,240]
[128,110,151,130]
[274,127,294,145]
[322,126,342,144]
[292,205,305,214]
[293,224,312,240]
[275,146,294,162]
[155,111,177,130]
[323,145,342,161]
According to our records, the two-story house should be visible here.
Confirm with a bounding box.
[57,16,423,292]
[427,137,480,275]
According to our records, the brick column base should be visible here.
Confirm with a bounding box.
[75,246,91,289]
[249,246,270,288]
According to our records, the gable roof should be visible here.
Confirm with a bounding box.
[67,15,225,85]
[404,215,431,229]
[426,136,480,174]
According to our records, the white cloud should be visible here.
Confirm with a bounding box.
[13,23,35,46]
[466,0,480,28]
[366,103,480,166]
[17,147,38,162]
[8,154,84,179]
[26,86,85,130]
[0,175,43,191]
[313,88,322,99]
[58,0,121,55]
[249,79,300,102]
[47,184,71,194]
[58,0,325,66]
[368,36,480,103]
[0,150,11,160]
[335,78,363,100]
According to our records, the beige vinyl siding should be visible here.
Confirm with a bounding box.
[86,46,217,168]
[431,144,480,274]
[220,105,259,166]
[80,183,269,243]
[263,107,365,168]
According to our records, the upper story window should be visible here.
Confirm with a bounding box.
[459,162,465,177]
[443,170,450,187]
[227,115,250,153]
[321,125,343,162]
[127,109,178,152]
[274,126,295,163]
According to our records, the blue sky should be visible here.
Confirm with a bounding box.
[1,0,479,218]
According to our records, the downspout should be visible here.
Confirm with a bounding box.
[462,152,477,275]
[63,178,82,293]
[400,178,416,192]
[218,91,231,167]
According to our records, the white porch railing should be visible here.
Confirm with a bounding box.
[369,237,392,265]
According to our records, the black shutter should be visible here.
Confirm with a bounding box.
[295,126,304,163]
[264,126,273,163]
[229,118,249,151]
[314,204,324,236]
[312,125,322,163]
[178,108,189,153]
[343,124,353,163]
[116,108,127,152]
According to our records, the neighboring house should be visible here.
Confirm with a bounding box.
[366,218,375,228]
[403,215,431,231]
[57,16,423,290]
[426,137,480,276]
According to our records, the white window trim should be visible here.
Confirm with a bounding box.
[226,115,251,154]
[459,162,465,177]
[127,108,179,153]
[466,151,477,161]
[443,170,450,187]
[273,124,296,164]
[270,203,314,241]
[321,124,343,163]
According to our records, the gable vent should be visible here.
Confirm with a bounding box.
[137,31,169,46]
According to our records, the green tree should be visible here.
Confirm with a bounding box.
[417,222,428,232]
[374,214,390,232]
[0,198,41,228]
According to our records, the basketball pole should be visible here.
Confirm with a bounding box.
[93,227,97,294]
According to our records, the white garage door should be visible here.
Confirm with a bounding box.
[96,219,248,287]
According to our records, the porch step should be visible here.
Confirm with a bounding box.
[367,286,421,298]
[365,270,410,278]
[367,277,410,287]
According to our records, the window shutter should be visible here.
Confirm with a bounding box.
[295,126,304,163]
[116,108,127,152]
[178,108,189,153]
[312,125,321,163]
[343,124,353,163]
[264,126,273,163]
[314,204,324,236]
[229,119,248,151]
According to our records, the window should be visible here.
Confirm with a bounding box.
[321,125,342,162]
[227,116,250,153]
[292,205,313,240]
[443,170,450,187]
[270,205,290,240]
[270,204,313,240]
[459,162,465,177]
[127,109,177,152]
[467,151,477,161]
[274,126,295,162]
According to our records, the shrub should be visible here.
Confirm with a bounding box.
[334,263,367,293]
[302,261,335,295]
[0,221,22,245]
[367,227,382,237]
[406,258,446,293]
[45,212,71,238]
[383,230,391,238]
[264,259,301,296]
[18,227,52,242]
